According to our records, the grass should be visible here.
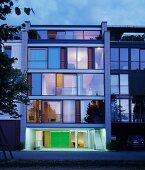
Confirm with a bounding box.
[0,160,145,169]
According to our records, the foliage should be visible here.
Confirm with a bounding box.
[111,94,127,122]
[0,0,32,118]
[121,34,145,41]
[0,52,29,118]
[84,100,105,123]
[132,95,145,122]
[28,30,40,40]
[15,142,25,150]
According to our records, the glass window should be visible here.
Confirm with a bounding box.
[131,49,139,61]
[140,50,145,61]
[29,49,47,69]
[120,99,129,122]
[68,48,77,69]
[42,74,56,95]
[56,31,65,39]
[120,48,128,61]
[27,100,41,123]
[111,62,119,69]
[63,75,77,95]
[120,74,128,94]
[37,31,47,39]
[32,74,41,95]
[84,31,100,40]
[120,62,128,70]
[141,62,145,70]
[95,48,104,69]
[65,31,74,39]
[131,62,139,70]
[74,31,83,39]
[48,48,60,68]
[81,100,105,123]
[111,75,119,94]
[111,48,119,61]
[77,48,88,69]
[63,101,75,123]
[42,101,61,123]
[78,74,104,96]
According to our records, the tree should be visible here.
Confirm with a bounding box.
[111,95,127,122]
[0,0,34,118]
[84,100,105,123]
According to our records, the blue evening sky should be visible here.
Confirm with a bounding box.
[4,0,145,26]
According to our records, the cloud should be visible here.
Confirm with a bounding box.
[3,0,145,26]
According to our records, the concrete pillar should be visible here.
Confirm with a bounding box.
[104,30,111,144]
[101,21,107,37]
[20,21,30,144]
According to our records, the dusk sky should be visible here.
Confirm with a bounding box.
[4,0,145,26]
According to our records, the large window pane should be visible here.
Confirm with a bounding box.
[84,31,100,40]
[42,101,61,123]
[120,48,128,61]
[48,48,60,68]
[78,74,104,96]
[42,74,56,95]
[111,62,119,69]
[63,75,77,95]
[111,75,119,94]
[63,101,75,123]
[120,74,128,94]
[140,50,145,61]
[131,49,139,61]
[32,74,41,95]
[95,48,104,69]
[120,99,129,122]
[29,49,47,69]
[77,48,88,69]
[111,48,119,61]
[68,48,77,69]
[81,100,105,123]
[27,100,37,123]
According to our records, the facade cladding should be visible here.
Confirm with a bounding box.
[1,21,145,150]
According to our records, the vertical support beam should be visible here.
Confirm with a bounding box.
[20,21,30,145]
[104,30,111,144]
[101,21,107,37]
[75,130,78,149]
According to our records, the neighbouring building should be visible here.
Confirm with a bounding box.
[1,21,145,150]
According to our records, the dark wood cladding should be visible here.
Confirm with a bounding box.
[88,48,93,69]
[76,100,81,123]
[0,120,20,150]
[27,73,31,95]
[61,48,65,69]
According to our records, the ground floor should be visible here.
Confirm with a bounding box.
[25,128,106,151]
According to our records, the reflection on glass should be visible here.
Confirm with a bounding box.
[120,62,128,70]
[131,49,139,61]
[48,48,60,69]
[77,48,88,69]
[111,48,119,61]
[141,62,145,70]
[131,62,139,70]
[42,101,61,123]
[120,48,128,61]
[111,75,119,94]
[120,74,128,94]
[120,99,129,122]
[27,100,37,123]
[140,50,145,61]
[37,31,47,39]
[42,74,55,95]
[95,48,104,69]
[81,100,105,123]
[111,62,119,69]
[68,48,77,69]
[29,49,47,69]
[78,74,104,96]
[63,101,75,123]
[74,31,83,39]
[84,31,100,40]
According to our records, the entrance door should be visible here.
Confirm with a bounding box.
[50,131,70,148]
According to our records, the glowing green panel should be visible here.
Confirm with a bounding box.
[51,131,70,148]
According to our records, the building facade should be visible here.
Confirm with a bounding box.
[1,22,145,150]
